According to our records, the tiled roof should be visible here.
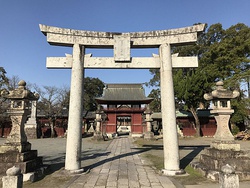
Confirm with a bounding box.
[151,110,214,119]
[96,83,153,103]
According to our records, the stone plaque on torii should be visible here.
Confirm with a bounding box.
[40,24,205,175]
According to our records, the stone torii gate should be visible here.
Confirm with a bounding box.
[40,24,205,175]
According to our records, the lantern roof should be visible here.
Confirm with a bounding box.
[204,81,239,101]
[1,80,39,100]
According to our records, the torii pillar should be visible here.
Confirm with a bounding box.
[160,43,183,175]
[65,44,85,172]
[39,24,205,173]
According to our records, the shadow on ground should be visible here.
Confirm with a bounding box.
[179,145,210,169]
[138,143,210,169]
[84,147,150,170]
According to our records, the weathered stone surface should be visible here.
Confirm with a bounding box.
[2,174,23,188]
[40,24,205,47]
[160,43,183,175]
[144,105,154,140]
[204,148,246,159]
[0,80,42,179]
[221,164,235,174]
[6,166,21,176]
[200,154,250,172]
[194,147,250,181]
[41,24,205,173]
[0,150,37,163]
[211,141,240,151]
[0,142,31,153]
[144,131,154,140]
[219,164,239,188]
[47,54,198,69]
[0,156,43,174]
[65,44,84,171]
[24,128,37,139]
[191,161,250,181]
[204,81,240,143]
[25,100,38,139]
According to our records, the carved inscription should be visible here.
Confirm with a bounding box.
[114,35,130,62]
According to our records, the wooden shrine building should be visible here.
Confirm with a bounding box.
[95,83,153,137]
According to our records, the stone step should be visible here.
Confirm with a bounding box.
[200,153,250,171]
[191,161,250,181]
[0,150,38,163]
[0,156,43,175]
[205,148,247,159]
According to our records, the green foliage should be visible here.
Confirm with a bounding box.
[0,67,8,91]
[0,67,9,115]
[148,23,250,128]
[148,88,161,112]
[83,77,104,111]
[231,96,250,124]
[231,124,240,135]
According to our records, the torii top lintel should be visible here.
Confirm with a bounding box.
[39,24,205,48]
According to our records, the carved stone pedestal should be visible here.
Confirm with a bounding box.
[25,127,38,139]
[25,101,38,139]
[92,106,104,141]
[192,148,250,181]
[144,105,154,140]
[0,149,43,175]
[144,131,154,140]
[211,140,240,151]
[93,132,103,141]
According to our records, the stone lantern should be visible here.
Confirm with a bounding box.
[93,105,104,140]
[191,81,250,181]
[204,81,240,150]
[144,104,154,140]
[0,80,42,175]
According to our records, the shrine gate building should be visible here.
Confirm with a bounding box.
[95,83,153,137]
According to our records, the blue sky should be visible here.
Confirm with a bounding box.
[1,0,250,95]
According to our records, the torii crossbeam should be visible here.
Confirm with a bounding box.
[40,24,205,175]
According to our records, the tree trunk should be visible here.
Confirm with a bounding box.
[190,106,201,137]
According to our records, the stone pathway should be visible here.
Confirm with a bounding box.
[66,136,176,188]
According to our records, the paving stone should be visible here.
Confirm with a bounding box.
[139,179,151,186]
[119,174,128,179]
[118,186,130,188]
[118,178,129,185]
[149,177,160,183]
[58,137,177,188]
[83,183,95,188]
[129,180,140,188]
[108,174,118,182]
[150,186,163,188]
[151,182,163,186]
[106,181,117,187]
[100,168,109,173]
[86,176,98,186]
[68,183,84,188]
[73,175,89,183]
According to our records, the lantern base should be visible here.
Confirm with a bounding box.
[211,140,240,151]
[0,142,31,153]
